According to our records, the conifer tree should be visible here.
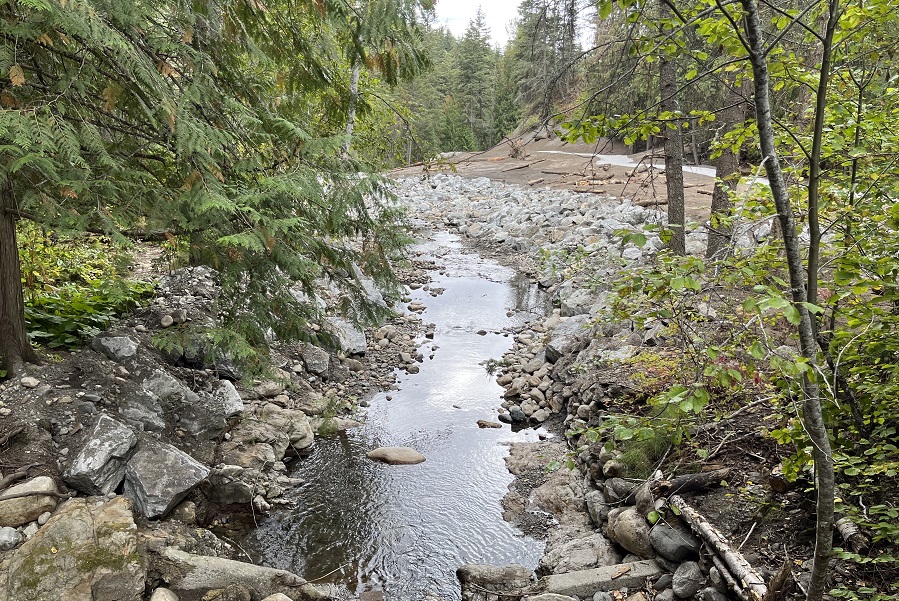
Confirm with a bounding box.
[0,0,409,375]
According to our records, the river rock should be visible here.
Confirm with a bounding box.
[525,595,578,601]
[585,490,610,525]
[649,522,700,561]
[259,403,315,452]
[119,391,166,432]
[0,526,21,551]
[477,420,503,429]
[153,547,324,600]
[606,507,654,558]
[0,497,144,601]
[123,437,209,519]
[149,589,179,601]
[457,564,532,594]
[261,595,294,601]
[0,476,59,527]
[545,315,591,363]
[65,414,137,495]
[537,533,623,575]
[20,376,40,388]
[366,447,426,465]
[91,335,139,362]
[301,344,330,377]
[672,561,705,598]
[142,369,199,405]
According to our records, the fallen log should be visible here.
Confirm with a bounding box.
[635,199,668,207]
[528,178,545,186]
[501,159,546,172]
[836,517,869,554]
[541,169,574,176]
[652,468,731,497]
[669,495,768,601]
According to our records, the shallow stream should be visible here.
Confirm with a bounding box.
[242,231,551,600]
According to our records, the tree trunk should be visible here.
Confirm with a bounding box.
[0,182,39,376]
[707,79,745,259]
[659,1,685,256]
[341,61,362,159]
[741,3,835,600]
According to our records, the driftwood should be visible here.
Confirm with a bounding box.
[0,462,41,491]
[541,169,574,176]
[652,468,731,497]
[0,490,75,503]
[634,199,668,207]
[670,495,769,601]
[528,178,545,186]
[836,517,869,554]
[501,159,545,172]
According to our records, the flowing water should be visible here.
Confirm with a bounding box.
[242,231,551,600]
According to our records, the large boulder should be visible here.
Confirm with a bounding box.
[301,344,331,377]
[649,522,701,562]
[606,507,654,558]
[326,317,367,355]
[457,564,533,596]
[91,335,139,363]
[118,391,166,432]
[65,414,137,495]
[545,315,591,363]
[0,476,59,528]
[258,403,315,452]
[123,437,209,519]
[152,547,329,600]
[0,497,144,601]
[366,447,426,465]
[537,534,623,575]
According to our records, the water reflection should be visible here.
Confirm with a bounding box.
[242,231,550,600]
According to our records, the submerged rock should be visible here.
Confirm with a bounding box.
[366,447,426,465]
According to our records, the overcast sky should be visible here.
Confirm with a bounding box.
[434,1,520,48]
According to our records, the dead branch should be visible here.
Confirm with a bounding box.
[652,468,731,497]
[0,462,42,491]
[669,495,768,601]
[501,159,546,172]
[0,490,75,503]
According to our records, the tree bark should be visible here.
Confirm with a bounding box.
[670,495,768,601]
[707,78,745,259]
[741,3,835,600]
[341,61,362,158]
[0,182,39,376]
[659,0,685,256]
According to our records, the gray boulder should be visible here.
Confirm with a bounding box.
[457,564,532,595]
[0,497,144,601]
[606,507,655,558]
[0,526,21,551]
[0,476,59,527]
[119,391,166,432]
[143,370,199,404]
[211,380,245,418]
[65,414,137,495]
[672,561,705,598]
[537,534,623,575]
[301,344,331,377]
[585,490,610,526]
[560,288,595,317]
[152,547,328,600]
[124,437,209,519]
[545,315,591,363]
[91,335,139,362]
[326,317,367,355]
[649,522,701,562]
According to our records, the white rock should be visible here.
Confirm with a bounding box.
[20,377,40,389]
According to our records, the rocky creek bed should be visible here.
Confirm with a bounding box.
[0,172,821,601]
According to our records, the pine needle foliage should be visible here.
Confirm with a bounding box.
[1,0,410,370]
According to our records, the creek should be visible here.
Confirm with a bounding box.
[241,230,552,600]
